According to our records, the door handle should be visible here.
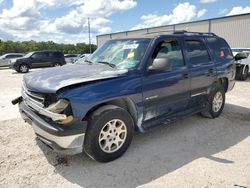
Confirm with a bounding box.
[183,73,189,79]
[207,68,215,76]
[208,68,214,73]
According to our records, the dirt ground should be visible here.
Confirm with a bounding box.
[0,68,249,188]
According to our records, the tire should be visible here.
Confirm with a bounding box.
[236,66,249,81]
[200,84,225,118]
[84,105,134,162]
[18,64,29,73]
[54,63,61,67]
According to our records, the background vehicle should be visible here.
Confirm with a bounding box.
[64,54,80,64]
[0,53,24,67]
[73,54,91,64]
[14,32,235,162]
[12,51,66,73]
[232,48,250,80]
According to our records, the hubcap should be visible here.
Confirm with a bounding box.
[98,119,127,153]
[20,65,27,72]
[212,91,223,112]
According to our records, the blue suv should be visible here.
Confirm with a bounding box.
[13,31,235,162]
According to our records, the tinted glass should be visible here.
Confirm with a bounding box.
[206,37,233,63]
[65,54,77,58]
[152,39,185,70]
[186,40,211,65]
[5,55,22,58]
[32,52,48,59]
[234,51,249,61]
[53,52,63,58]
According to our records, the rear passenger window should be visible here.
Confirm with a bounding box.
[32,52,48,59]
[185,40,211,66]
[53,52,63,58]
[152,39,185,70]
[206,37,233,63]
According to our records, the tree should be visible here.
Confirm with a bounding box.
[0,40,97,55]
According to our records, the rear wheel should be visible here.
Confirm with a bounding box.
[84,105,134,162]
[54,63,61,67]
[236,65,249,80]
[201,84,225,118]
[18,64,29,73]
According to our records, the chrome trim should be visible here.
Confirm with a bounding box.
[22,91,67,121]
[191,91,207,97]
[145,95,158,100]
[22,89,43,108]
[22,86,44,106]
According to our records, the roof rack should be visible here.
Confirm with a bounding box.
[144,30,217,37]
[145,30,187,35]
[174,31,216,36]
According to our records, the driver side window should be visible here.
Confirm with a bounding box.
[150,39,185,71]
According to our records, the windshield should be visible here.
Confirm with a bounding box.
[23,52,34,58]
[76,39,151,69]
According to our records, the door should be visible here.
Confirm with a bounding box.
[0,55,11,66]
[30,52,50,68]
[183,38,216,108]
[142,38,190,122]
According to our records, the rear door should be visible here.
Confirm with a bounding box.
[142,37,190,123]
[183,37,216,108]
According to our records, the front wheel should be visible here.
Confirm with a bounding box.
[201,84,225,118]
[18,64,29,73]
[84,105,134,162]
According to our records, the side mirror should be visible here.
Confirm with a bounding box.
[148,58,171,71]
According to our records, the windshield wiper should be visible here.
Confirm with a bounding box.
[84,59,94,64]
[98,61,116,68]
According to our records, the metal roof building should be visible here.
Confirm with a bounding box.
[96,13,250,48]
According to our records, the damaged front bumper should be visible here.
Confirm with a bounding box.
[18,100,86,155]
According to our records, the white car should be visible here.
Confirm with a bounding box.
[64,54,80,64]
[0,53,24,67]
[231,48,250,80]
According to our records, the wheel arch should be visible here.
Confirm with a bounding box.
[218,77,228,92]
[19,63,30,68]
[83,97,138,130]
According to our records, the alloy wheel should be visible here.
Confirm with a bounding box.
[98,119,127,153]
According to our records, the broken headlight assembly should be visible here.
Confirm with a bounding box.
[46,99,73,125]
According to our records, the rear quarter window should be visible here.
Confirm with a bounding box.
[205,37,233,63]
[51,52,63,58]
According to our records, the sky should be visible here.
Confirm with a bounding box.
[0,0,249,44]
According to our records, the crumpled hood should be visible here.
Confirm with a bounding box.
[24,64,128,93]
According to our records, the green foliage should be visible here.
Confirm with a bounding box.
[0,40,97,55]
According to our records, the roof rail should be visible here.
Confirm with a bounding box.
[145,30,187,35]
[143,30,216,37]
[174,31,216,36]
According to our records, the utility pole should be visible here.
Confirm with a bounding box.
[88,17,91,53]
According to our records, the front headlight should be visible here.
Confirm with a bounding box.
[46,99,69,113]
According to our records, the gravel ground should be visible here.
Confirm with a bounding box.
[0,68,249,188]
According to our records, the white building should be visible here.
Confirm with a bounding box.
[96,13,250,48]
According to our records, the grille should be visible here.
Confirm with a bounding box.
[22,85,45,108]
